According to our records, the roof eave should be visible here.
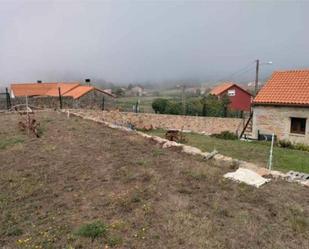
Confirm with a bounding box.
[253,102,309,108]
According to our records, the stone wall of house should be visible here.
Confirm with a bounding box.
[74,90,115,110]
[252,105,309,144]
[74,110,245,134]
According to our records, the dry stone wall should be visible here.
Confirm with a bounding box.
[73,110,244,134]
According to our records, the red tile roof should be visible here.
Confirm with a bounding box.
[63,85,116,99]
[254,70,309,106]
[46,83,80,96]
[210,82,251,96]
[63,85,95,99]
[11,83,79,97]
[210,82,235,95]
[11,82,115,99]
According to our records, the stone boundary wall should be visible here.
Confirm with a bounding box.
[72,110,245,135]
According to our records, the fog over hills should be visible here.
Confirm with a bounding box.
[0,0,308,87]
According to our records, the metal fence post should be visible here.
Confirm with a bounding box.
[101,96,105,111]
[5,87,11,110]
[58,87,62,109]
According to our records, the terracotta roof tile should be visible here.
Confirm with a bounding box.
[63,86,95,99]
[45,83,79,96]
[11,82,79,97]
[209,82,253,96]
[254,70,309,106]
[11,82,115,99]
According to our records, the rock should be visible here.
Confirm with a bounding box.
[182,145,203,155]
[224,167,271,188]
[162,141,182,148]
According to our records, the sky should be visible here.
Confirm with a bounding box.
[0,0,308,87]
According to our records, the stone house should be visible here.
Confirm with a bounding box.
[253,70,309,145]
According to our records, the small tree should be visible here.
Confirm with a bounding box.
[165,101,182,115]
[152,98,168,114]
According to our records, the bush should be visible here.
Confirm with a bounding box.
[152,98,168,114]
[278,139,293,149]
[165,101,182,115]
[278,140,309,152]
[211,131,238,140]
[75,221,107,240]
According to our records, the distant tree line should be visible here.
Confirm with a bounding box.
[152,95,243,118]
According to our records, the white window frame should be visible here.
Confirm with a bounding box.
[227,89,236,96]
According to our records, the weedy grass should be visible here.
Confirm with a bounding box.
[0,137,24,150]
[75,221,107,241]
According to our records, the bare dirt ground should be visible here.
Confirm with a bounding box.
[0,111,308,249]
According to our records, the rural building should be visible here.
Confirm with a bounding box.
[210,82,252,112]
[129,86,145,96]
[253,70,309,145]
[10,82,115,109]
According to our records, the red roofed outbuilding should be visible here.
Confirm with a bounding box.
[210,82,252,112]
[10,82,115,109]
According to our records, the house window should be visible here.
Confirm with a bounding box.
[227,89,235,96]
[290,117,306,135]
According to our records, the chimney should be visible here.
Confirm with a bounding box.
[85,79,91,86]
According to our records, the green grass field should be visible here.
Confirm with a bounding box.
[144,129,309,173]
[115,95,176,113]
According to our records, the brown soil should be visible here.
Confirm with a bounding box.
[0,111,308,249]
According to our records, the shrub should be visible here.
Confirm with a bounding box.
[278,139,293,149]
[278,140,309,152]
[211,131,238,140]
[293,143,309,152]
[75,221,107,241]
[152,98,169,114]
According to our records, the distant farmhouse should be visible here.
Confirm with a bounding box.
[127,85,146,97]
[210,82,252,112]
[10,82,115,109]
[253,70,309,145]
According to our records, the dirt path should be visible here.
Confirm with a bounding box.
[0,111,308,249]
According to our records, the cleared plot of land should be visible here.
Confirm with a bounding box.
[0,112,308,249]
[145,129,309,173]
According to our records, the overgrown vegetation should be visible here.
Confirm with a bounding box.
[210,131,238,140]
[151,94,242,117]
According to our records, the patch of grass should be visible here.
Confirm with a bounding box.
[182,169,207,181]
[6,226,23,236]
[135,159,149,167]
[144,129,309,173]
[152,148,165,157]
[75,221,107,241]
[106,234,123,247]
[288,206,309,233]
[0,137,24,150]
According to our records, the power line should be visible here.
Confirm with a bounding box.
[215,61,255,83]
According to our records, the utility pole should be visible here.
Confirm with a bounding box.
[254,59,260,96]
